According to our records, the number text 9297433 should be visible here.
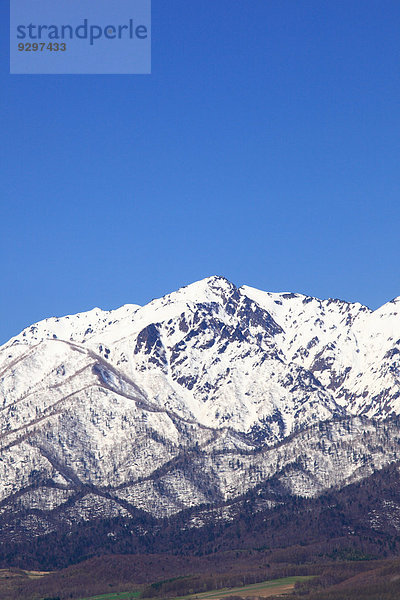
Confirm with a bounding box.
[18,42,67,51]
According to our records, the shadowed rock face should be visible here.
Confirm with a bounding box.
[0,276,399,544]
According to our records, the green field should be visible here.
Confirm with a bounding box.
[80,591,141,600]
[79,576,314,600]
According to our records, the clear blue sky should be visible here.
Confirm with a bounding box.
[1,0,400,344]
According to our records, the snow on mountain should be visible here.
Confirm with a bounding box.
[1,276,400,540]
[242,285,400,417]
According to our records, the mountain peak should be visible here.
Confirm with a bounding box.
[1,276,400,558]
[186,275,236,292]
[202,275,237,295]
[203,274,234,285]
[164,276,237,307]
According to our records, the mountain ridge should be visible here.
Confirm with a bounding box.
[1,275,400,556]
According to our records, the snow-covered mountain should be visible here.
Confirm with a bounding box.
[1,276,400,542]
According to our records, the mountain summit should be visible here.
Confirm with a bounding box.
[1,277,400,548]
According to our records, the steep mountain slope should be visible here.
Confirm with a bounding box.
[1,276,400,548]
[242,286,400,416]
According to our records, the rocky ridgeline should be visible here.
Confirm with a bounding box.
[0,276,400,542]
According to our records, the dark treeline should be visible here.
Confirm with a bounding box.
[0,553,393,600]
[291,557,400,600]
[1,463,400,598]
[2,555,400,600]
[2,462,400,570]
